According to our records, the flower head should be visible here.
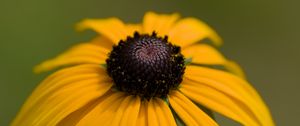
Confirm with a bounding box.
[12,12,274,126]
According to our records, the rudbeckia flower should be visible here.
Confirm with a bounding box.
[12,12,274,126]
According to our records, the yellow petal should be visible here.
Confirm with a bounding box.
[89,36,114,51]
[147,98,159,126]
[88,24,141,53]
[169,91,218,126]
[153,98,177,126]
[15,65,105,123]
[75,92,126,126]
[183,66,275,126]
[126,23,142,36]
[57,92,112,126]
[182,44,226,65]
[143,12,180,36]
[181,80,259,126]
[168,18,222,47]
[76,92,126,126]
[224,60,246,78]
[34,42,109,73]
[77,18,128,44]
[113,96,140,126]
[136,100,148,126]
[12,64,113,126]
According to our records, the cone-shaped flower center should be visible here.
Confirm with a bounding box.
[106,32,185,99]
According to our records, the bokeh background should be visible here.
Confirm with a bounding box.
[1,0,299,125]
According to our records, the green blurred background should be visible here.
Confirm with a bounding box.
[0,0,299,125]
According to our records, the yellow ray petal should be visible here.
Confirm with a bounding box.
[57,92,113,126]
[32,65,107,100]
[185,66,270,115]
[183,66,275,126]
[136,100,148,126]
[12,65,113,126]
[77,18,128,44]
[143,12,180,36]
[14,65,106,124]
[147,98,159,126]
[111,95,140,126]
[122,96,141,126]
[153,98,177,126]
[169,91,218,126]
[168,18,222,47]
[182,44,226,65]
[180,81,259,126]
[89,36,114,51]
[74,92,126,126]
[126,23,142,37]
[34,43,109,73]
[224,60,246,78]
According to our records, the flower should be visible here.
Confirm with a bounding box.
[12,12,274,126]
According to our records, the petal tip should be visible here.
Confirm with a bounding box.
[33,62,51,74]
[75,19,90,32]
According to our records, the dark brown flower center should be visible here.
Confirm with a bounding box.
[106,32,185,99]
